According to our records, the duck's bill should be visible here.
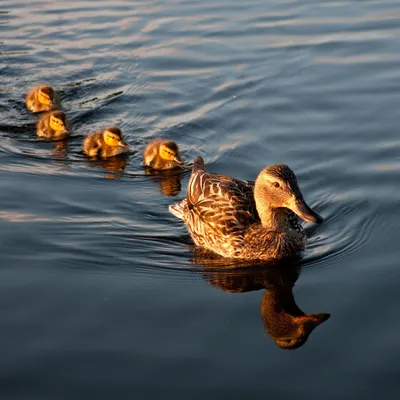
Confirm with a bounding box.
[118,141,128,148]
[294,312,331,330]
[290,199,323,224]
[174,156,183,164]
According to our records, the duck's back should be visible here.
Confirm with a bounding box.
[175,157,258,257]
[26,88,41,112]
[83,132,105,157]
[36,113,52,138]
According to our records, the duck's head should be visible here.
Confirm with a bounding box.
[159,141,182,164]
[272,313,331,350]
[38,86,57,108]
[254,164,323,223]
[103,127,128,149]
[49,111,70,134]
[261,288,330,350]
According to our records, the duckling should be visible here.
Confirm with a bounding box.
[143,139,182,170]
[37,110,71,140]
[83,127,129,158]
[26,85,61,113]
[169,157,323,261]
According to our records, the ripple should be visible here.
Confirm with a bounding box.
[302,195,389,270]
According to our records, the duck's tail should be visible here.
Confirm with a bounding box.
[193,156,206,172]
[169,199,187,221]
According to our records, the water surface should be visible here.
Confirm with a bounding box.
[1,0,400,398]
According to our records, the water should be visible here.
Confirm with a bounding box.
[1,0,399,398]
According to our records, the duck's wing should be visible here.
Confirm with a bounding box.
[186,157,258,236]
[211,173,255,199]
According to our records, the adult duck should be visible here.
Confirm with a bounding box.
[169,157,323,261]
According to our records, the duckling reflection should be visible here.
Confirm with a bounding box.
[85,154,129,179]
[144,166,184,197]
[50,139,69,160]
[200,262,330,350]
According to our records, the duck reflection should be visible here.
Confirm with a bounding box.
[85,154,129,179]
[198,259,330,350]
[144,166,184,197]
[50,138,69,159]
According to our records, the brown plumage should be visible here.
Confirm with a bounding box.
[37,110,71,140]
[143,139,182,170]
[169,157,323,261]
[26,85,61,113]
[83,127,129,159]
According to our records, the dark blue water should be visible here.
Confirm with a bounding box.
[1,0,399,398]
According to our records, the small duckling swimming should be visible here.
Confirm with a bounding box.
[26,85,61,113]
[143,139,182,170]
[83,127,129,158]
[37,110,71,140]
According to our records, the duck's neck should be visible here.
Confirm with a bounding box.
[256,202,288,231]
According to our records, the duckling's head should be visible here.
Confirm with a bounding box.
[159,141,182,163]
[103,127,128,148]
[38,86,56,107]
[254,164,323,223]
[49,111,70,134]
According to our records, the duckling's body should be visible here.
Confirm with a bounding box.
[169,157,323,261]
[83,127,129,158]
[144,139,182,170]
[26,85,61,113]
[37,110,71,140]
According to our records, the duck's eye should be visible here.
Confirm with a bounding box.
[272,182,280,188]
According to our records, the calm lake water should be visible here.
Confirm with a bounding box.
[1,0,400,398]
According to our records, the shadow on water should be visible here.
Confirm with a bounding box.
[192,253,330,350]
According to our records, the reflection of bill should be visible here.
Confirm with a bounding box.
[144,166,184,197]
[196,259,330,350]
